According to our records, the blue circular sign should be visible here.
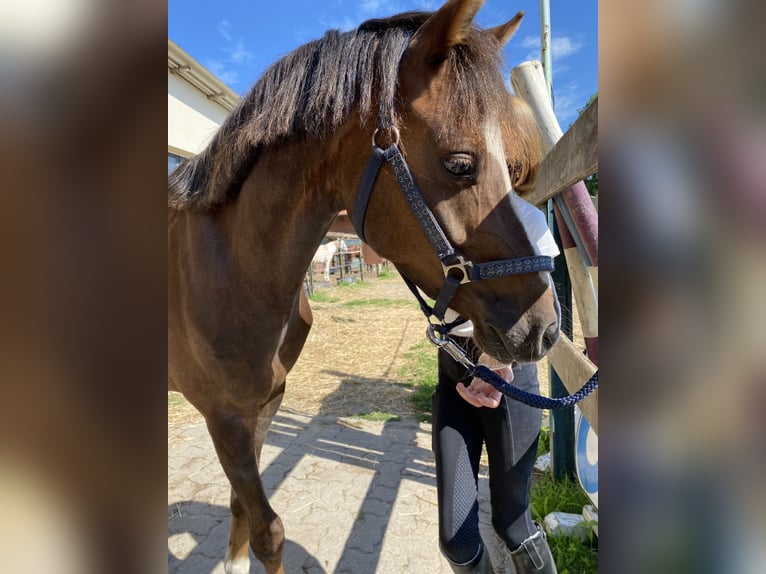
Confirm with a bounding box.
[575,411,598,508]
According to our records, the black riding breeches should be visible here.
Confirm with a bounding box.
[432,343,542,564]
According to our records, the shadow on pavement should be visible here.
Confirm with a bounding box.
[168,500,327,574]
[169,372,449,573]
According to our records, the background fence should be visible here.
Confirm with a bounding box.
[304,235,389,297]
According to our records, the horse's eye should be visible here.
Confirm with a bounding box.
[443,154,475,178]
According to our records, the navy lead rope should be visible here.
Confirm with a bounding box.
[352,129,598,409]
[427,325,598,410]
[473,365,598,410]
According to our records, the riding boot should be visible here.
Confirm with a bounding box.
[508,526,557,574]
[446,545,495,573]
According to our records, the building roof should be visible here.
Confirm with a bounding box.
[168,39,240,112]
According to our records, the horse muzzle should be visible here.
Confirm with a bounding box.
[473,287,561,364]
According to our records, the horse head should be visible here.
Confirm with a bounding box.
[350,0,560,364]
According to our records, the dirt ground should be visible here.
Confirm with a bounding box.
[283,276,425,418]
[169,270,579,423]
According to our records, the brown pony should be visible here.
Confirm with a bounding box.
[168,1,558,572]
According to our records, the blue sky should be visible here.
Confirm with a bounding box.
[168,0,596,127]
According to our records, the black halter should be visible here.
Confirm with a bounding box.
[350,127,599,410]
[351,127,555,329]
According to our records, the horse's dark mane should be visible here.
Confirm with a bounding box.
[169,11,507,211]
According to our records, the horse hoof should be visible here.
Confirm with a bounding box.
[224,556,250,574]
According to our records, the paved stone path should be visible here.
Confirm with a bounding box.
[168,408,517,574]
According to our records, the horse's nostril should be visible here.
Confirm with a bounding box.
[542,321,560,351]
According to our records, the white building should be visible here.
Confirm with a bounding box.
[167,39,239,172]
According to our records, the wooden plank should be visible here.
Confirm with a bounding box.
[589,266,598,289]
[512,61,599,267]
[546,335,599,435]
[524,97,598,207]
[563,247,598,338]
[555,207,598,341]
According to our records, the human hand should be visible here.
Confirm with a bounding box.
[456,354,512,408]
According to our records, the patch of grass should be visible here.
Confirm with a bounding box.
[530,473,591,522]
[341,298,415,309]
[548,534,598,574]
[376,268,397,279]
[309,291,340,303]
[396,341,438,422]
[168,392,188,407]
[355,411,402,422]
[530,472,598,573]
[336,279,368,289]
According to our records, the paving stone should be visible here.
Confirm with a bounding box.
[169,409,512,573]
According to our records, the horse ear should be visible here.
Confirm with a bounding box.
[486,11,524,47]
[406,0,484,62]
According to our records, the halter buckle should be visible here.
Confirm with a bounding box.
[442,255,474,285]
[426,325,476,369]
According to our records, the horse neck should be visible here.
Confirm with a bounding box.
[221,126,369,293]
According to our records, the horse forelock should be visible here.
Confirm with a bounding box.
[429,30,510,141]
[168,10,512,212]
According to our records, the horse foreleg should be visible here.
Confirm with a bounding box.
[224,382,286,573]
[220,292,306,572]
[206,408,285,574]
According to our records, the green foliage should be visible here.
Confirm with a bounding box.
[396,341,438,422]
[530,473,591,522]
[584,172,598,198]
[548,534,599,574]
[577,93,597,116]
[537,425,551,457]
[168,392,188,407]
[309,291,340,303]
[376,268,396,279]
[530,472,598,573]
[336,279,367,289]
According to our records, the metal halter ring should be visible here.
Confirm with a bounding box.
[371,126,400,149]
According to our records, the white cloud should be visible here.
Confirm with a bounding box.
[550,36,583,59]
[521,35,539,49]
[551,81,590,127]
[205,59,239,86]
[227,39,253,64]
[520,34,583,62]
[217,19,232,41]
[209,19,254,89]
